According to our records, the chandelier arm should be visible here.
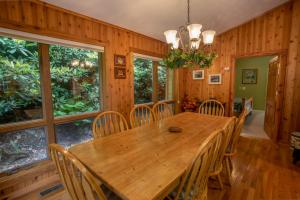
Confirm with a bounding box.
[187,0,190,24]
[178,28,186,52]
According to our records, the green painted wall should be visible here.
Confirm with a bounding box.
[235,56,274,110]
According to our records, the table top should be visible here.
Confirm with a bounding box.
[69,112,230,200]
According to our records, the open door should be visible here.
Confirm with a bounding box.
[264,55,286,141]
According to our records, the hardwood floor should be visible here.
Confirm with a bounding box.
[16,136,300,200]
[208,136,300,200]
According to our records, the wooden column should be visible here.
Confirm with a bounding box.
[39,44,55,144]
[281,0,300,141]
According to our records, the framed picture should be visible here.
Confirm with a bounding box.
[192,70,204,80]
[208,74,222,84]
[114,54,126,66]
[114,67,126,79]
[242,69,257,84]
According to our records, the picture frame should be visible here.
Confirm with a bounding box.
[208,74,222,84]
[114,54,126,66]
[242,69,257,84]
[192,70,204,80]
[114,67,126,79]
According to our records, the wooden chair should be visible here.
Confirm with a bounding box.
[224,109,247,185]
[130,105,156,128]
[152,102,173,121]
[208,117,235,189]
[169,129,223,200]
[49,144,107,200]
[92,111,129,138]
[198,100,225,116]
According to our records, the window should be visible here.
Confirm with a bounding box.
[55,118,93,148]
[133,58,153,104]
[158,63,167,101]
[133,54,173,104]
[0,127,47,173]
[0,36,42,124]
[0,32,104,174]
[49,45,101,117]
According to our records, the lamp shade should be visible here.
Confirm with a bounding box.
[172,37,180,49]
[202,30,216,44]
[164,30,177,44]
[191,39,201,49]
[187,24,202,40]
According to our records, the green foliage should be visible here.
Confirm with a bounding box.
[163,49,217,69]
[134,58,153,104]
[0,36,100,124]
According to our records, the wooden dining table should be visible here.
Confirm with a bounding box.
[69,112,231,200]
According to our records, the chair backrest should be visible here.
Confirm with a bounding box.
[92,111,129,138]
[49,144,107,200]
[198,100,225,116]
[130,105,156,128]
[227,109,247,154]
[210,117,236,174]
[173,129,223,200]
[152,102,173,121]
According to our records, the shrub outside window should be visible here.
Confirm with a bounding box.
[49,45,101,117]
[0,36,42,125]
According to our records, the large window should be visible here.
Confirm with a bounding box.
[0,37,42,124]
[0,34,103,174]
[49,45,100,117]
[133,55,173,104]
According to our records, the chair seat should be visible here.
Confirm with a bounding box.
[101,185,122,200]
[168,186,207,200]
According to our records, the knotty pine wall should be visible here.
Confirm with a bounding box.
[0,0,168,120]
[0,0,167,198]
[180,1,300,143]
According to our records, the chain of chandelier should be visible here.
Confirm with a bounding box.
[164,0,216,51]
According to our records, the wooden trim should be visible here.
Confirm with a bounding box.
[0,119,47,133]
[130,47,165,59]
[53,112,100,125]
[152,61,158,103]
[98,52,105,111]
[39,44,55,144]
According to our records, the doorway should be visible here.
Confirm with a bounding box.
[233,55,284,140]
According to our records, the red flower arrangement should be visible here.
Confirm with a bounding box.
[181,94,199,112]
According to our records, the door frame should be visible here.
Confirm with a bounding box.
[229,50,288,141]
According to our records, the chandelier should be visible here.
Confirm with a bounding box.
[164,0,216,51]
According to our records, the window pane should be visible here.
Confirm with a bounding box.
[0,127,47,173]
[158,65,167,101]
[49,45,101,117]
[0,36,42,124]
[134,58,153,104]
[55,118,93,148]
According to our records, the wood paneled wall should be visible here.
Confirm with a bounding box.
[180,1,300,143]
[0,0,167,198]
[0,0,168,120]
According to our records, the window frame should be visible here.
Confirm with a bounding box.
[132,52,174,106]
[0,32,104,152]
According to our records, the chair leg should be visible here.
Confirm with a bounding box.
[225,158,232,186]
[217,174,224,190]
[229,157,233,172]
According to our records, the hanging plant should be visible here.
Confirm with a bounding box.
[163,49,217,69]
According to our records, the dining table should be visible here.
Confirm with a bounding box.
[69,112,231,200]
